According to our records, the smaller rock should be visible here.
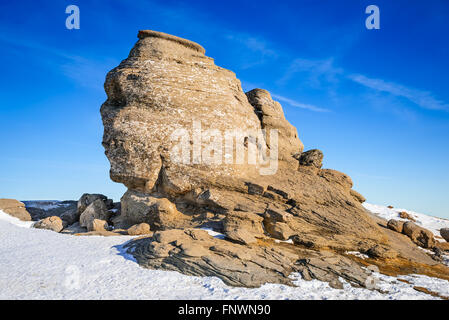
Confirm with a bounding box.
[367,245,398,259]
[79,199,109,228]
[61,222,87,234]
[402,222,435,249]
[387,219,405,233]
[60,207,79,226]
[435,241,449,251]
[77,193,112,214]
[223,211,264,245]
[263,208,294,240]
[387,205,394,209]
[0,199,32,221]
[34,216,64,232]
[127,223,151,236]
[440,228,449,242]
[297,149,323,168]
[399,211,416,222]
[350,190,366,203]
[245,182,265,195]
[87,219,109,232]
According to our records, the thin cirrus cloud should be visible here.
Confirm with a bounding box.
[278,55,449,114]
[271,94,331,113]
[348,74,449,112]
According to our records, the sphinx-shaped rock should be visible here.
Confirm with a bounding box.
[100,30,385,246]
[100,30,449,287]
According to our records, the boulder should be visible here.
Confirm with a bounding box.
[367,245,398,259]
[402,222,435,249]
[440,228,449,242]
[79,199,109,228]
[60,222,87,234]
[399,211,416,222]
[223,211,265,245]
[0,199,32,221]
[87,219,109,232]
[59,207,79,226]
[263,207,295,240]
[387,219,405,233]
[127,223,151,236]
[77,193,112,214]
[33,216,64,232]
[121,190,188,230]
[297,149,323,168]
[350,189,366,203]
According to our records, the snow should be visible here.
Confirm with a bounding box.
[363,203,449,241]
[1,207,449,300]
[346,251,369,259]
[200,227,226,240]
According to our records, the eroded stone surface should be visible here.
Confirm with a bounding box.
[99,30,449,288]
[0,199,32,221]
[33,216,64,233]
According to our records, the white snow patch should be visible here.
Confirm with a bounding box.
[346,251,369,259]
[0,205,448,299]
[0,210,34,228]
[364,203,449,241]
[200,227,226,240]
[275,239,294,244]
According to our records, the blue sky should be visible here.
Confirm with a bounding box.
[1,0,448,218]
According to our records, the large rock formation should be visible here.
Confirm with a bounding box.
[100,30,449,287]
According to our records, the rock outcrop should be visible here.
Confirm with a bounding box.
[99,30,449,288]
[33,216,64,232]
[439,228,449,242]
[0,199,32,221]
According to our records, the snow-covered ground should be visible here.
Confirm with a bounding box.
[1,205,449,300]
[363,203,449,241]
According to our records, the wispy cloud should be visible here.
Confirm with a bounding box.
[348,74,449,112]
[0,32,117,90]
[278,57,343,88]
[226,34,277,58]
[271,94,330,113]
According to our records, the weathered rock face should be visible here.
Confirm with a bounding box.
[33,216,64,233]
[101,30,267,196]
[127,223,151,236]
[100,30,449,288]
[297,149,323,168]
[87,219,109,232]
[0,199,32,221]
[387,219,405,233]
[126,228,372,288]
[402,222,436,249]
[120,190,189,230]
[79,199,109,228]
[441,228,449,242]
[245,88,303,166]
